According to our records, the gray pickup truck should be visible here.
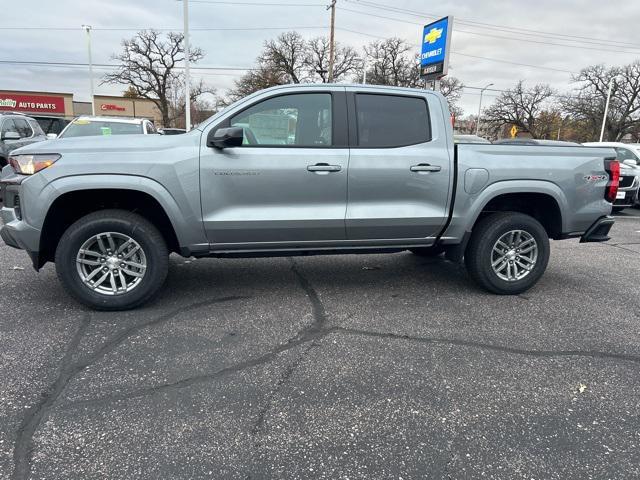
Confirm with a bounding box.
[1,84,619,310]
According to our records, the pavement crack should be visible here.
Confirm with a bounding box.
[11,313,91,480]
[59,333,326,411]
[287,257,328,337]
[251,343,313,437]
[333,327,640,364]
[75,295,247,371]
[11,296,245,479]
[59,259,332,411]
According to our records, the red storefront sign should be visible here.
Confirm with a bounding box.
[0,93,66,114]
[100,104,126,112]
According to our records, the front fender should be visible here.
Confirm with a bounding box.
[26,174,208,250]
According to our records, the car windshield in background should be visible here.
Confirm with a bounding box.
[61,120,143,138]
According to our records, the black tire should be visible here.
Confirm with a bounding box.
[55,209,169,310]
[464,212,550,295]
[409,246,444,257]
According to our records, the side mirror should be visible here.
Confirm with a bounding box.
[46,133,58,140]
[207,126,244,149]
[2,131,21,141]
[623,159,638,166]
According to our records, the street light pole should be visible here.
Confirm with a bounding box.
[475,83,493,136]
[82,25,95,115]
[599,76,617,142]
[183,0,191,131]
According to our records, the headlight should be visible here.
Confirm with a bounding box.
[9,154,61,175]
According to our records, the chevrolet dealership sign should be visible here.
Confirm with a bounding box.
[420,16,453,80]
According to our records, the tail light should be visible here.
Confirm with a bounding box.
[604,159,620,203]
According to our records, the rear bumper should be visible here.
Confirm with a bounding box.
[580,215,614,243]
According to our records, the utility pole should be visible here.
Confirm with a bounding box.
[327,0,336,83]
[82,25,95,115]
[599,76,617,142]
[475,83,494,136]
[362,55,367,84]
[183,0,191,131]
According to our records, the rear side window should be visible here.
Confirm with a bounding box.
[355,94,431,148]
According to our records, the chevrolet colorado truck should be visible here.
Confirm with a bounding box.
[0,84,619,310]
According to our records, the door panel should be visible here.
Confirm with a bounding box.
[345,92,451,240]
[199,90,349,245]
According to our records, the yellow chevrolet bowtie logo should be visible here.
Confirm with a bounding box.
[424,27,443,44]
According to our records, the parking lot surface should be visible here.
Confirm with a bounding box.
[1,210,639,479]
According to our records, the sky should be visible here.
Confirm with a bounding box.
[1,0,639,116]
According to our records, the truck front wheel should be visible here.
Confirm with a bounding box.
[464,212,550,295]
[55,209,169,310]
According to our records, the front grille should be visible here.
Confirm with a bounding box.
[619,175,635,188]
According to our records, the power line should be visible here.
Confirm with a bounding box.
[0,60,254,71]
[186,0,325,5]
[336,27,577,75]
[0,25,326,32]
[338,4,640,55]
[345,0,640,50]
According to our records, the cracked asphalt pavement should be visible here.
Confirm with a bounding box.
[1,210,639,479]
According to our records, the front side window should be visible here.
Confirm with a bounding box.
[13,118,33,138]
[230,93,332,147]
[1,119,19,136]
[355,94,431,148]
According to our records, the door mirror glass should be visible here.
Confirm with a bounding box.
[46,133,58,140]
[207,126,244,149]
[2,131,20,141]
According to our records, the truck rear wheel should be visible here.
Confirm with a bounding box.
[55,209,169,310]
[465,212,550,295]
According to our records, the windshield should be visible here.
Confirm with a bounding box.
[61,119,143,138]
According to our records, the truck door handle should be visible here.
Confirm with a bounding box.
[307,163,342,173]
[410,164,441,173]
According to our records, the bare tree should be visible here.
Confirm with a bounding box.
[363,38,419,87]
[305,37,360,83]
[439,76,464,118]
[224,66,288,104]
[102,30,206,127]
[260,31,308,84]
[483,81,557,138]
[562,62,640,141]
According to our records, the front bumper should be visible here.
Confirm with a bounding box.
[1,177,42,268]
[614,189,637,208]
[580,215,614,243]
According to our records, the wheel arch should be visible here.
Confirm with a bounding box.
[36,175,205,267]
[467,181,567,240]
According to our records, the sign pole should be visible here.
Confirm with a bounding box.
[82,25,95,116]
[183,0,191,131]
[599,76,616,142]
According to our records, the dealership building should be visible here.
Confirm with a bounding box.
[0,90,163,125]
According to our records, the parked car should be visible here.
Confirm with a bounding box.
[0,112,46,168]
[493,138,582,146]
[30,115,71,138]
[453,134,491,144]
[1,84,618,310]
[159,128,186,135]
[54,116,158,139]
[583,142,640,210]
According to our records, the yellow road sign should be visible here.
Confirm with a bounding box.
[510,125,518,138]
